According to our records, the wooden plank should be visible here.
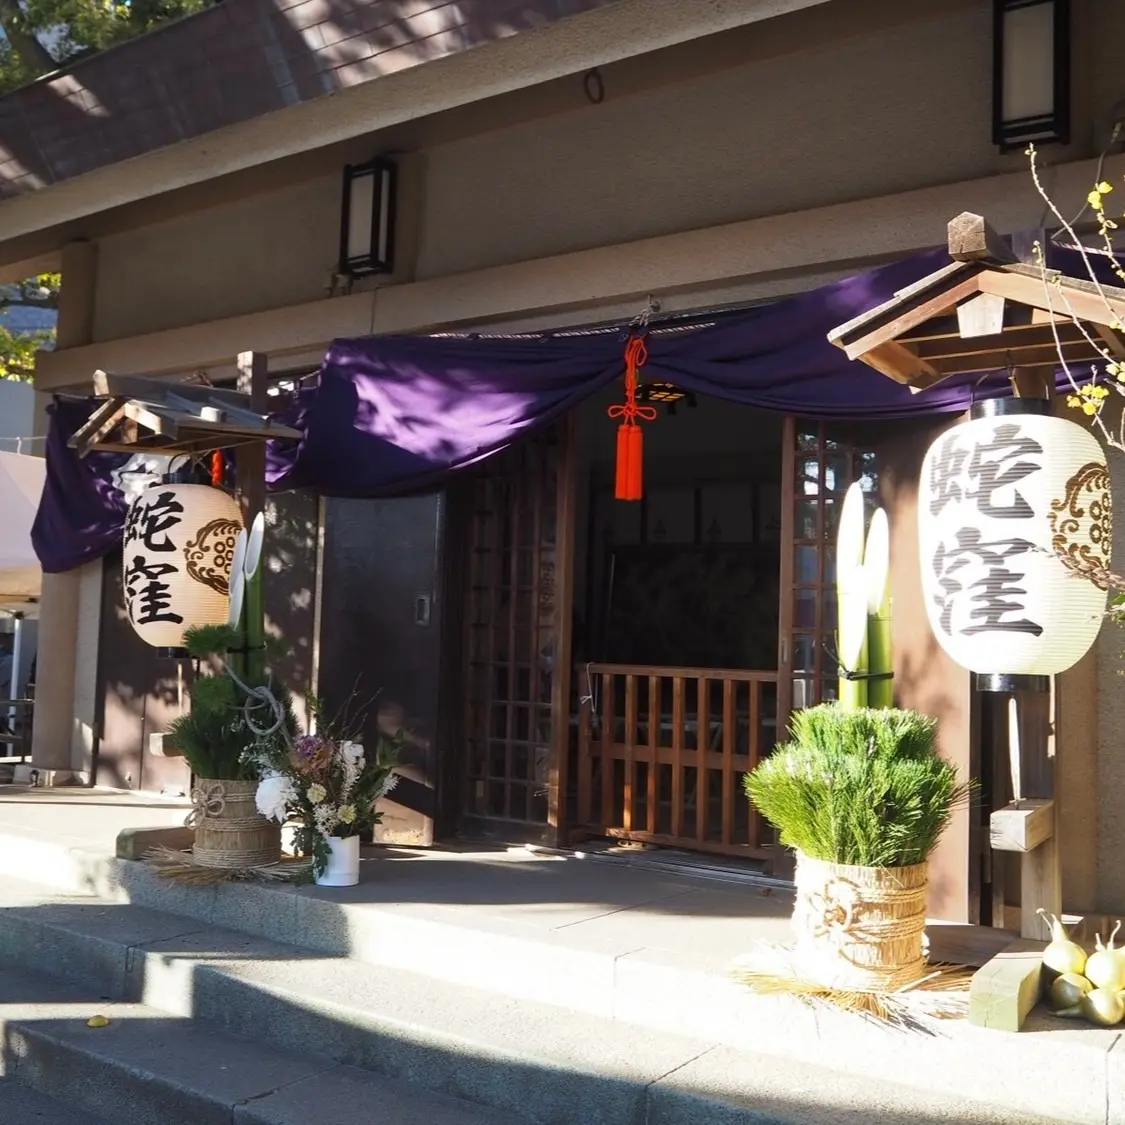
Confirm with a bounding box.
[598,744,754,771]
[671,676,685,839]
[748,679,762,848]
[1094,322,1125,358]
[122,399,178,438]
[94,369,252,408]
[623,674,637,833]
[928,340,1099,377]
[548,414,577,846]
[947,212,1017,264]
[647,674,659,835]
[968,938,1045,1032]
[235,351,268,525]
[979,268,1125,330]
[926,920,1019,969]
[990,799,1054,853]
[577,679,593,830]
[913,322,1084,358]
[696,676,708,844]
[583,662,778,683]
[721,678,735,847]
[505,462,522,820]
[776,415,795,732]
[599,826,773,861]
[839,275,984,363]
[1021,831,1062,940]
[67,396,127,455]
[528,443,544,829]
[956,292,1006,338]
[601,671,615,828]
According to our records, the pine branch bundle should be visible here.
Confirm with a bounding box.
[745,705,973,868]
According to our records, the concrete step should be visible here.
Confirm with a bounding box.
[0,964,529,1125]
[0,1080,115,1124]
[0,872,1096,1125]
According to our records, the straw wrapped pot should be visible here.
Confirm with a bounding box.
[188,778,280,870]
[792,851,928,993]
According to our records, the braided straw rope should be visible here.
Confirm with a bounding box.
[188,778,280,870]
[793,852,929,993]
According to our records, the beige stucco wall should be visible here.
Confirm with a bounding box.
[416,2,1003,279]
[93,175,341,341]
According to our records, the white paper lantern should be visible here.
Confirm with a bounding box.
[919,399,1110,683]
[122,482,244,649]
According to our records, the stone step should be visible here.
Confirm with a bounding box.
[0,964,530,1125]
[0,1079,115,1124]
[0,872,1096,1125]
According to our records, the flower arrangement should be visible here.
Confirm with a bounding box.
[252,701,402,878]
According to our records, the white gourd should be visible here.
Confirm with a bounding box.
[1037,909,1087,977]
[1049,972,1093,1011]
[1085,923,1125,992]
[1081,987,1125,1027]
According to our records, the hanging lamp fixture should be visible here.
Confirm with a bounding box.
[636,382,697,416]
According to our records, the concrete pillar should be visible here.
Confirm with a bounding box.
[29,240,101,782]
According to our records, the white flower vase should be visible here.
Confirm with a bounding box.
[315,835,361,887]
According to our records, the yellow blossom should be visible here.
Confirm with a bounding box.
[1097,181,1113,194]
[338,805,357,824]
[307,783,327,804]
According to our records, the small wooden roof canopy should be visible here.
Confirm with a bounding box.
[828,212,1125,390]
[68,369,301,458]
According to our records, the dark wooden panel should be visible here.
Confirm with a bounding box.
[262,489,319,729]
[95,550,190,795]
[318,493,446,847]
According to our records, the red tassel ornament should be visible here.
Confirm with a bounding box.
[608,336,655,501]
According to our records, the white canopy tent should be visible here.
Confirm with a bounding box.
[0,450,45,614]
[0,451,46,706]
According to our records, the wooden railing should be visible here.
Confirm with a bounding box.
[575,664,779,858]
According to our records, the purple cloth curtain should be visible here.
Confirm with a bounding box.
[32,398,131,574]
[37,242,1114,568]
[266,244,1102,498]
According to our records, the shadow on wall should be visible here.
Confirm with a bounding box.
[95,488,319,790]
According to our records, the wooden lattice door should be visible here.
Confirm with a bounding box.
[462,426,572,842]
[778,418,880,722]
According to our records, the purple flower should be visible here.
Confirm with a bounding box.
[296,735,322,759]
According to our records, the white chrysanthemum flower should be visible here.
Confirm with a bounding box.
[341,739,364,757]
[314,805,334,834]
[307,783,327,805]
[255,772,297,823]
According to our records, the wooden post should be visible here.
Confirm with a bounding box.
[236,351,268,525]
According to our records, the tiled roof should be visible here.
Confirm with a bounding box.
[0,0,616,200]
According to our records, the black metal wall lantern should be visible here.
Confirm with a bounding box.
[339,157,397,277]
[992,0,1070,152]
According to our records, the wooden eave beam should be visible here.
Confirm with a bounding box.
[911,323,1087,359]
[978,268,1125,329]
[67,395,127,455]
[836,274,985,365]
[94,370,251,409]
[122,399,177,439]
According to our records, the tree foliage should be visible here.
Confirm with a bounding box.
[0,2,212,378]
[0,272,57,380]
[0,0,211,93]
